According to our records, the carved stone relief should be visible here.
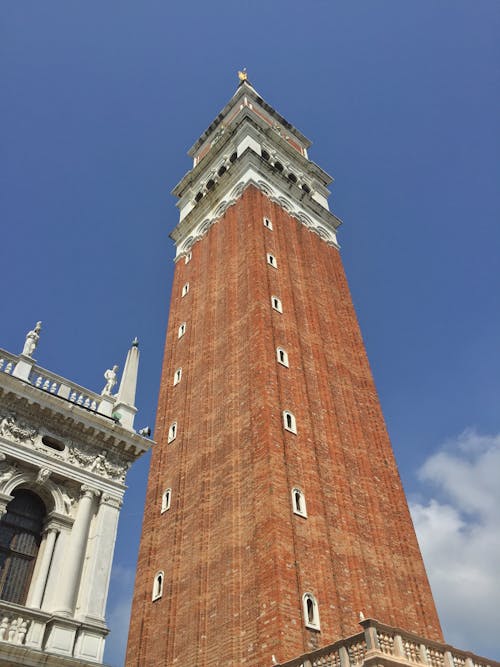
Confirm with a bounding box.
[0,411,131,482]
[0,414,38,444]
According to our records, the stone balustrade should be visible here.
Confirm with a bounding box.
[0,347,115,419]
[276,619,500,667]
[0,352,18,377]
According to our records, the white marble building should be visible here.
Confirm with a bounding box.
[0,324,152,666]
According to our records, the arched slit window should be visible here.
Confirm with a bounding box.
[292,488,307,517]
[283,410,297,434]
[276,347,289,367]
[185,252,192,264]
[161,489,172,513]
[182,283,189,297]
[0,490,46,605]
[152,571,164,601]
[178,322,186,339]
[267,254,277,268]
[302,592,320,630]
[271,296,283,313]
[173,368,182,386]
[263,217,273,230]
[168,422,177,443]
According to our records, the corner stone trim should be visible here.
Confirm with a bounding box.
[176,176,339,259]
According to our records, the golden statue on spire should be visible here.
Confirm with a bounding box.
[237,68,248,82]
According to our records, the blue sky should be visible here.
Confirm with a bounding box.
[2,2,499,664]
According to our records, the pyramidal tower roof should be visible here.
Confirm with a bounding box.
[188,78,312,158]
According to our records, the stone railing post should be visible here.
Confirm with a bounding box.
[394,634,405,657]
[52,485,99,616]
[420,644,430,663]
[444,651,455,667]
[339,645,350,667]
[363,623,379,651]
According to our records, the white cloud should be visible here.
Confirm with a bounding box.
[103,564,136,667]
[410,429,500,660]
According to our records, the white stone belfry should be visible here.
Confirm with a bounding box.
[0,331,153,666]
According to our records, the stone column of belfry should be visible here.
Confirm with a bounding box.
[126,79,442,667]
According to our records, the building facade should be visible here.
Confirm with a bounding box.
[0,327,151,666]
[126,79,496,667]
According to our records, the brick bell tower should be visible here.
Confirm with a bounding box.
[126,75,444,666]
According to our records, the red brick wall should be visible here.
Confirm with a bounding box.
[126,186,442,667]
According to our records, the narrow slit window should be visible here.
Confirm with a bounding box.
[182,282,190,297]
[161,488,172,513]
[178,322,186,338]
[271,296,283,313]
[276,347,289,367]
[263,217,273,230]
[152,571,164,601]
[185,252,192,264]
[267,254,277,268]
[292,488,307,517]
[283,410,297,434]
[168,422,177,443]
[302,593,320,630]
[173,368,182,386]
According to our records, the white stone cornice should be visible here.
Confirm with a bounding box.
[0,373,152,458]
[171,151,342,259]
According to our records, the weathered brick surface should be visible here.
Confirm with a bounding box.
[126,186,442,667]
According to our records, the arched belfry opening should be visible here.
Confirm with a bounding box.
[0,489,46,605]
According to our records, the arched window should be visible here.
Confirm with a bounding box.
[161,489,172,513]
[0,490,46,605]
[152,571,164,601]
[271,296,283,313]
[182,282,190,297]
[185,251,192,264]
[267,254,277,268]
[263,217,273,230]
[276,347,289,367]
[283,410,297,434]
[168,422,177,443]
[173,368,182,386]
[302,592,320,629]
[291,488,307,517]
[178,322,186,339]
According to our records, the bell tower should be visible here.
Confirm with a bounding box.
[126,78,444,666]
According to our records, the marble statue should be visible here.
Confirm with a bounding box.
[101,365,119,396]
[22,321,42,357]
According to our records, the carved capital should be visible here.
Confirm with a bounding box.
[80,485,100,501]
[101,494,123,510]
